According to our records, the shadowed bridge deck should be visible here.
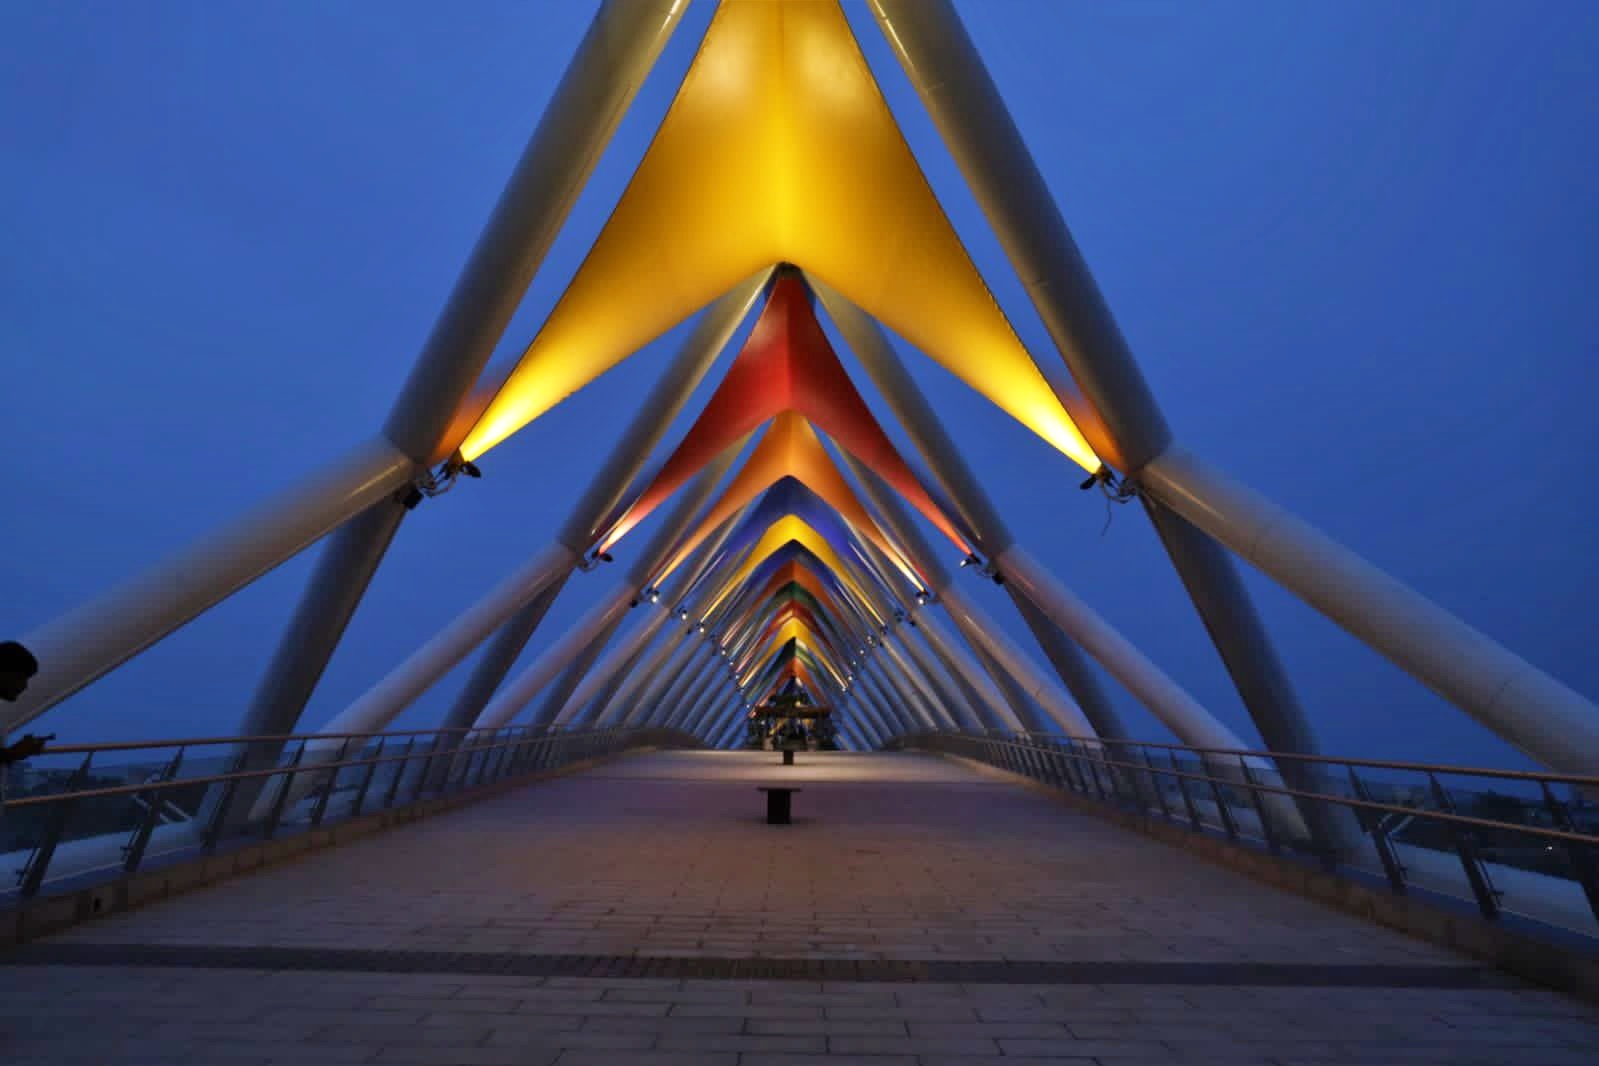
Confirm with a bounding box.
[3,750,1596,1064]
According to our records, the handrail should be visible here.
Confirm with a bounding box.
[19,725,568,758]
[1004,738,1599,847]
[3,730,562,809]
[2,725,699,903]
[987,729,1599,789]
[899,730,1599,934]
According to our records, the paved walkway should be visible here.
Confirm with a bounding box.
[1,750,1595,1064]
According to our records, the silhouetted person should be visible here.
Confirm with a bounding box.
[0,641,49,766]
[0,641,37,702]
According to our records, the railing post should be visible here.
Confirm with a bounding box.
[1539,781,1599,927]
[1238,757,1280,855]
[1207,772,1239,841]
[383,738,415,809]
[1139,748,1173,821]
[122,747,185,874]
[1171,751,1202,831]
[309,740,350,828]
[17,753,94,899]
[262,741,307,840]
[412,737,442,802]
[470,733,496,788]
[1347,767,1407,894]
[350,738,385,817]
[1429,773,1500,920]
[203,747,251,853]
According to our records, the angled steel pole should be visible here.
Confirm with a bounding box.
[869,0,1325,773]
[838,453,1089,738]
[874,648,940,731]
[913,611,1015,733]
[439,574,574,733]
[233,0,690,745]
[669,658,723,732]
[490,454,739,732]
[892,626,983,732]
[441,272,769,731]
[850,671,898,743]
[612,627,696,728]
[597,622,685,728]
[1141,450,1599,773]
[1009,593,1127,739]
[861,659,917,734]
[815,278,1125,739]
[592,511,748,728]
[965,637,1051,733]
[621,634,705,729]
[870,643,937,730]
[661,651,718,729]
[5,439,411,732]
[560,607,671,729]
[652,643,716,729]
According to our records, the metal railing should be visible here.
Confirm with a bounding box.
[894,730,1599,939]
[1,725,698,904]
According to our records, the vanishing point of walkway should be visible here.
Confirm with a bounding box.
[2,751,1595,1064]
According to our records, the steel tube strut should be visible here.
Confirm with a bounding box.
[1142,448,1599,774]
[5,438,410,732]
[434,273,770,732]
[441,575,571,731]
[836,452,1084,737]
[235,0,690,745]
[814,277,1123,738]
[870,0,1327,792]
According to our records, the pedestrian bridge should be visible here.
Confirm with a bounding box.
[4,0,1599,1061]
[4,741,1599,1063]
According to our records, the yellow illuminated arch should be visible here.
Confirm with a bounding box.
[460,0,1098,472]
[701,515,879,621]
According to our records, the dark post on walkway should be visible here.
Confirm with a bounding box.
[758,785,799,825]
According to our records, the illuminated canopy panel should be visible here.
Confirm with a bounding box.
[703,515,879,621]
[653,413,918,584]
[460,0,1099,472]
[599,275,967,555]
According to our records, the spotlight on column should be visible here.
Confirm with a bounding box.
[460,460,483,479]
[678,609,690,621]
[915,590,929,605]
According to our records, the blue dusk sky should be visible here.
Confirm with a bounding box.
[2,1,1596,769]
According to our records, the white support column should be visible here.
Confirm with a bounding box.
[868,0,1334,817]
[1142,448,1599,773]
[559,606,670,729]
[875,649,941,732]
[894,625,984,732]
[597,626,685,728]
[5,438,410,731]
[864,676,905,740]
[443,276,768,734]
[836,451,1083,737]
[672,660,724,733]
[474,590,634,730]
[860,661,914,735]
[815,276,1125,739]
[993,545,1252,753]
[616,629,697,728]
[639,639,716,728]
[232,0,692,746]
[913,612,1013,734]
[319,542,577,737]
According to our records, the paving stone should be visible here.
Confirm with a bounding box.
[5,750,1595,1066]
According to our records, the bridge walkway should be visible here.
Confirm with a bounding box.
[1,750,1594,1064]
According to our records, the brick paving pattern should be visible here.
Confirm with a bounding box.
[1,750,1595,1063]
